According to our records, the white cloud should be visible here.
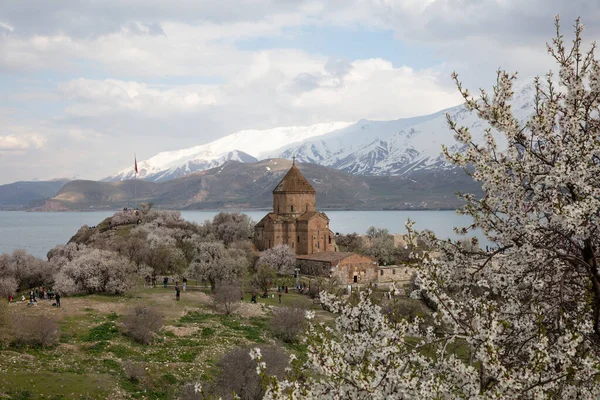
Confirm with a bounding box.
[2,1,598,183]
[0,134,46,152]
[56,55,460,124]
[0,22,14,34]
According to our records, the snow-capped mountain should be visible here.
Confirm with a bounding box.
[105,122,352,181]
[278,83,535,175]
[106,83,536,181]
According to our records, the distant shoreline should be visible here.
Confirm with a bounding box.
[0,207,460,213]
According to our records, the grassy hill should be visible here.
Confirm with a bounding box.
[0,286,320,399]
[0,180,70,209]
[38,159,481,211]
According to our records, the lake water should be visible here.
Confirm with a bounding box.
[0,210,488,258]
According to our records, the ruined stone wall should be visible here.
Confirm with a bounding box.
[378,265,416,284]
[334,254,378,285]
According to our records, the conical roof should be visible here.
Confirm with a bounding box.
[273,164,315,193]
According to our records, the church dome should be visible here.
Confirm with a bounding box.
[272,164,316,194]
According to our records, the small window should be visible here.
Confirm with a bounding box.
[291,205,294,212]
[328,236,331,244]
[306,204,308,211]
[297,236,300,243]
[392,269,396,275]
[380,270,384,276]
[353,275,358,283]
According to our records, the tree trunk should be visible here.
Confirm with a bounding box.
[583,241,600,337]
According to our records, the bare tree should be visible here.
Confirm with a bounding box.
[12,314,60,348]
[123,305,164,344]
[214,345,288,400]
[122,360,146,383]
[270,306,307,343]
[214,282,242,315]
[251,264,276,294]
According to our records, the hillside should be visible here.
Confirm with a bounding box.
[40,159,481,211]
[0,179,70,209]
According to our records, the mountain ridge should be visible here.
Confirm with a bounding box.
[41,159,482,211]
[104,82,535,182]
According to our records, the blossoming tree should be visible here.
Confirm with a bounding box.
[256,18,600,399]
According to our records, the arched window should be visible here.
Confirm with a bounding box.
[291,205,294,213]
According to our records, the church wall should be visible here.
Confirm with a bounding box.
[296,220,310,255]
[254,225,265,251]
[306,217,335,254]
[273,192,316,215]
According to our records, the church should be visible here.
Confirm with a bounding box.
[253,160,336,255]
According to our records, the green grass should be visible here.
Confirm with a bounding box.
[179,311,216,323]
[0,283,441,399]
[0,372,115,399]
[82,321,120,342]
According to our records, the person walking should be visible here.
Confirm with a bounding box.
[175,285,180,301]
[55,292,61,308]
[182,277,187,292]
[278,291,282,304]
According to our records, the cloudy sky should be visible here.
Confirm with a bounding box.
[1,0,598,184]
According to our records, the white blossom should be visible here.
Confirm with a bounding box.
[262,17,600,400]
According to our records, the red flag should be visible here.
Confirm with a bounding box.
[134,154,138,174]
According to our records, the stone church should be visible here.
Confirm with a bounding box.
[254,160,336,255]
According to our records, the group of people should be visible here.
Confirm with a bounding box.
[7,286,60,308]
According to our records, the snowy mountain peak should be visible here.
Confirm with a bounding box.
[106,81,538,182]
[104,121,352,182]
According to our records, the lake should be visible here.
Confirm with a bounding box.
[0,210,488,258]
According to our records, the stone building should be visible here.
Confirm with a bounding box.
[296,252,378,285]
[378,265,416,286]
[254,160,336,255]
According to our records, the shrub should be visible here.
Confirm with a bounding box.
[214,282,241,315]
[123,306,163,344]
[12,314,60,347]
[122,360,146,383]
[214,345,288,400]
[270,307,306,343]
